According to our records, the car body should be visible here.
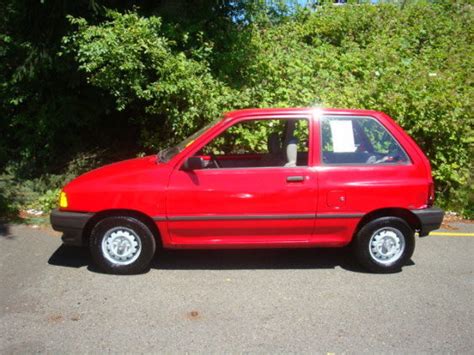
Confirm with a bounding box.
[51,108,444,274]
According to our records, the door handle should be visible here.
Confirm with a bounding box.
[286,176,304,182]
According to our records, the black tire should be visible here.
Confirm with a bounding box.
[353,217,415,273]
[90,216,156,275]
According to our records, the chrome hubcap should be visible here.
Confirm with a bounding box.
[369,227,405,265]
[101,227,142,265]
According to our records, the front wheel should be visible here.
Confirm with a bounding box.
[353,217,415,273]
[90,216,156,275]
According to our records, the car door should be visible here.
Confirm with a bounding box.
[165,116,318,247]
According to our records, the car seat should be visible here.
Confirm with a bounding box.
[284,137,298,167]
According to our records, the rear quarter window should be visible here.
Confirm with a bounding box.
[321,116,410,165]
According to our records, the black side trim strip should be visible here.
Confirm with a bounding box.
[168,214,316,221]
[153,213,363,222]
[317,213,364,219]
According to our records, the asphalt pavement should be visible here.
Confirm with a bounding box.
[0,221,473,353]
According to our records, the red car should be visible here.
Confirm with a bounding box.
[51,108,444,274]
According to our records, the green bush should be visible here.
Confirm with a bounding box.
[0,151,107,217]
[241,2,473,215]
[1,1,472,217]
[64,11,243,149]
[65,3,472,215]
[27,188,61,213]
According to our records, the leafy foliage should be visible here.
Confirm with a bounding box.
[64,11,243,149]
[238,2,473,213]
[0,151,107,215]
[0,1,472,217]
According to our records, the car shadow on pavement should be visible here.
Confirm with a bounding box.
[151,248,364,271]
[48,245,90,269]
[155,249,413,273]
[47,244,412,274]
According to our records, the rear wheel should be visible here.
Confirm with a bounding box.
[353,217,415,273]
[90,216,156,275]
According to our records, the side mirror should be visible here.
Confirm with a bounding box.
[182,156,205,171]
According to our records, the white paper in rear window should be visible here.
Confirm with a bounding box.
[329,120,356,153]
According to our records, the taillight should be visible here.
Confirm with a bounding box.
[427,182,435,207]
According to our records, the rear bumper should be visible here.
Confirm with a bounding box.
[50,209,93,246]
[411,206,444,237]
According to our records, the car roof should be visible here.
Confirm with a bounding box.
[223,107,384,119]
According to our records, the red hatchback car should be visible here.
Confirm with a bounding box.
[51,108,444,274]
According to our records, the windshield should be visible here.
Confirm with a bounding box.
[157,118,221,163]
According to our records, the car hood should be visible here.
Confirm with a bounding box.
[62,155,172,213]
[64,155,167,191]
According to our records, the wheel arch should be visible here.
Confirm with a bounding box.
[82,209,162,247]
[354,208,421,238]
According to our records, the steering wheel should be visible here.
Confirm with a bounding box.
[210,153,221,168]
[366,155,390,164]
[373,156,395,164]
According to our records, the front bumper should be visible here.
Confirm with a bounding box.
[411,206,444,237]
[50,209,93,246]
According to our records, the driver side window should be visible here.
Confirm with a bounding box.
[195,118,309,169]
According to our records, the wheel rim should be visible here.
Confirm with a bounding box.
[368,227,405,265]
[101,227,142,266]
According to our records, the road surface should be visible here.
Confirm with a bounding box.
[1,222,473,353]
